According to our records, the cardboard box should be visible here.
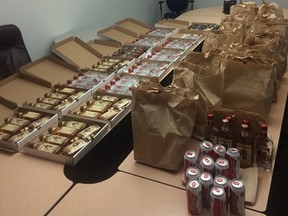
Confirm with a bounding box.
[69,91,132,129]
[52,37,103,70]
[0,107,58,152]
[97,25,138,44]
[23,84,92,119]
[120,59,174,82]
[115,18,153,35]
[188,22,219,31]
[154,19,190,29]
[20,56,79,85]
[0,73,51,107]
[171,29,206,50]
[87,39,121,56]
[22,115,109,165]
[65,70,116,95]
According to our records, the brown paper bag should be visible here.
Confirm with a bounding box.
[221,55,275,121]
[202,30,243,53]
[230,1,258,21]
[173,61,223,140]
[132,79,199,171]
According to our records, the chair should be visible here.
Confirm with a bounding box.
[158,0,194,19]
[0,24,31,80]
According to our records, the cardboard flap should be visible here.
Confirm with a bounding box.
[97,25,138,44]
[20,55,79,85]
[115,18,153,35]
[0,96,18,110]
[87,39,121,56]
[18,70,52,88]
[52,36,102,70]
[155,19,190,29]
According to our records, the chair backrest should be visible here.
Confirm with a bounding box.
[166,0,188,13]
[0,24,31,80]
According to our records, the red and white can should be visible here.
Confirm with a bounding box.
[212,144,226,161]
[198,141,214,160]
[186,179,202,215]
[184,150,197,171]
[225,148,240,179]
[199,172,213,208]
[210,186,227,216]
[230,179,245,215]
[185,167,200,184]
[215,158,229,179]
[199,155,214,177]
[213,175,228,197]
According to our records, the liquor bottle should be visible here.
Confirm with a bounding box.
[217,118,233,150]
[255,123,273,171]
[205,113,218,145]
[236,123,254,168]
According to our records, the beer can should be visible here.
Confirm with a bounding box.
[230,179,245,215]
[213,175,229,208]
[225,148,240,179]
[198,141,214,161]
[199,172,213,208]
[184,150,197,171]
[210,186,227,216]
[186,179,202,215]
[215,158,229,179]
[199,155,214,177]
[212,144,226,161]
[185,167,200,184]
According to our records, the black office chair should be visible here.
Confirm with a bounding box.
[158,0,194,19]
[0,24,31,80]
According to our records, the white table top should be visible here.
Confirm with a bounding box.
[50,172,264,216]
[0,152,72,216]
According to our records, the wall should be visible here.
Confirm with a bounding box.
[0,0,162,60]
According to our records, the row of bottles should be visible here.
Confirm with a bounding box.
[205,113,273,171]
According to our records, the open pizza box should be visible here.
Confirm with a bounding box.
[115,18,153,35]
[22,114,109,165]
[87,39,121,56]
[20,55,79,85]
[154,19,190,29]
[97,25,138,45]
[52,36,103,70]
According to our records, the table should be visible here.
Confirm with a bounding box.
[49,172,264,216]
[0,152,72,216]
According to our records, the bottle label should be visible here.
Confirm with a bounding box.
[237,142,253,167]
[218,137,232,150]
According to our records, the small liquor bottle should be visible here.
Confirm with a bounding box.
[255,123,273,171]
[217,118,233,150]
[205,113,218,145]
[236,123,254,168]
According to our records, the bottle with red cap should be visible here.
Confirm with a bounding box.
[255,123,273,171]
[217,118,233,150]
[205,112,218,145]
[236,123,254,168]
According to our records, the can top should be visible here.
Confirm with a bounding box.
[202,155,214,166]
[216,158,229,167]
[214,176,228,186]
[227,147,239,154]
[200,172,212,181]
[185,150,196,158]
[214,145,226,153]
[188,180,201,189]
[231,180,244,189]
[201,140,213,149]
[211,187,225,196]
[186,167,200,176]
